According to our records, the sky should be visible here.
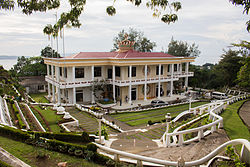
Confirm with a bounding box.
[0,0,249,68]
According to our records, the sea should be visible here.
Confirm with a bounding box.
[0,56,19,70]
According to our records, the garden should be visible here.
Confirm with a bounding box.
[110,101,209,126]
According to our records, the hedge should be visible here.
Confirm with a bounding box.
[12,104,26,129]
[28,131,95,143]
[0,125,30,142]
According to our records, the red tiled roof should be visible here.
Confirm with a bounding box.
[66,50,175,59]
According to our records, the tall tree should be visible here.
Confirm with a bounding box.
[214,49,243,87]
[237,56,250,91]
[41,46,61,58]
[167,38,201,57]
[112,28,156,52]
[10,56,46,76]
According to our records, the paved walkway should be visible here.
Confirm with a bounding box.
[239,100,250,129]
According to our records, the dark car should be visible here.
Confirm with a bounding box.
[151,100,168,107]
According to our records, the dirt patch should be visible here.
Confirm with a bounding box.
[136,129,229,162]
[239,100,250,130]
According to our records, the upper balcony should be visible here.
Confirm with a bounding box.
[45,72,194,88]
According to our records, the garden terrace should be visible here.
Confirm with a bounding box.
[29,105,63,132]
[110,101,209,127]
[66,107,119,134]
[29,93,49,103]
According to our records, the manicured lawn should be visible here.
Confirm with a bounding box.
[0,135,101,167]
[221,100,250,153]
[32,105,63,132]
[221,100,250,140]
[29,93,49,103]
[111,101,209,126]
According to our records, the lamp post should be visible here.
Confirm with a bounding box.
[97,113,103,144]
[165,113,171,133]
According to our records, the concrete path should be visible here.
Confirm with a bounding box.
[239,100,250,129]
[0,147,30,167]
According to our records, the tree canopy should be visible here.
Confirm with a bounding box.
[111,28,156,52]
[167,38,201,57]
[41,46,61,58]
[10,56,46,76]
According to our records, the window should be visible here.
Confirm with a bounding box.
[59,67,62,76]
[156,65,163,75]
[64,67,67,78]
[115,66,120,77]
[49,65,51,75]
[94,67,102,77]
[128,66,136,77]
[38,85,44,90]
[167,65,170,73]
[75,67,84,78]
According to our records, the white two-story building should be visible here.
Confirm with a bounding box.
[43,38,195,105]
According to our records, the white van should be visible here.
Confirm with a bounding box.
[212,92,228,99]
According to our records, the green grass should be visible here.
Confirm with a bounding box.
[32,105,63,132]
[0,135,101,167]
[111,101,208,126]
[29,93,49,103]
[221,100,250,153]
[221,100,250,140]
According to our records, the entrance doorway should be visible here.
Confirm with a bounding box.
[76,90,83,102]
[131,88,137,100]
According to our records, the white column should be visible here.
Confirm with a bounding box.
[48,83,51,97]
[185,62,189,87]
[128,65,132,104]
[144,65,147,101]
[73,87,76,104]
[158,64,161,99]
[56,66,61,104]
[180,63,182,74]
[91,65,95,104]
[51,65,55,103]
[47,64,50,76]
[170,64,174,96]
[112,65,116,103]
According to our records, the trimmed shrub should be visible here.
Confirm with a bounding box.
[0,125,30,142]
[86,143,97,152]
[29,132,94,143]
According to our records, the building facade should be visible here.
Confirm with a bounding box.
[43,38,195,105]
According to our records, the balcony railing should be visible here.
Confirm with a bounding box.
[45,72,194,88]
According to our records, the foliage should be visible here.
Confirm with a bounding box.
[225,145,246,167]
[29,93,49,103]
[29,131,94,143]
[167,37,201,57]
[0,160,12,167]
[41,46,61,58]
[96,125,109,140]
[10,56,46,76]
[189,49,243,89]
[91,79,108,101]
[111,28,156,52]
[237,56,250,91]
[230,0,250,32]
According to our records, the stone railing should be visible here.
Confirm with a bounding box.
[14,101,30,130]
[95,139,250,167]
[161,94,248,147]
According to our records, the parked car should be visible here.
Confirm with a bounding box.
[151,100,168,107]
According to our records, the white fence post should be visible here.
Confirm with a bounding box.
[178,134,184,146]
[198,130,204,141]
